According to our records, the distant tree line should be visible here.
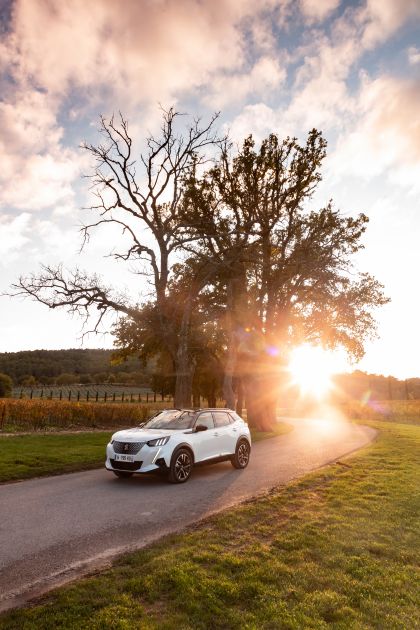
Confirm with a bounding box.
[0,349,146,383]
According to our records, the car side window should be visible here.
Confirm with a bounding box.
[212,411,232,427]
[195,412,214,429]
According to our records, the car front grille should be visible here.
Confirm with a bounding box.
[113,441,145,455]
[110,459,142,471]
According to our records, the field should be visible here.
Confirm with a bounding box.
[1,418,418,629]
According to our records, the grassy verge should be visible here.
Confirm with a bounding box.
[0,432,111,483]
[1,419,418,629]
[0,424,292,483]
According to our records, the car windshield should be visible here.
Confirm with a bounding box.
[144,410,196,430]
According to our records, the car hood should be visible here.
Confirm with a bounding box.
[111,428,184,442]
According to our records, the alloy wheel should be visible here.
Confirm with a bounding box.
[175,452,192,481]
[237,443,249,467]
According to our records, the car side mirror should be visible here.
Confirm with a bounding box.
[195,424,208,432]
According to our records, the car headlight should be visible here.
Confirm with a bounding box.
[147,436,170,447]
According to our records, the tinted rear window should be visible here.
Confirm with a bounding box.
[212,411,232,427]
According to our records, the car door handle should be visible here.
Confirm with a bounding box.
[213,432,219,436]
[232,428,237,432]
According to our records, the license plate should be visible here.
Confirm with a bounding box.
[114,454,135,462]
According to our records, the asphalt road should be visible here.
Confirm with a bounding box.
[0,418,376,612]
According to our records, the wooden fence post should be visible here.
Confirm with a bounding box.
[68,390,71,401]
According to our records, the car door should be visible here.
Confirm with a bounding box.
[211,411,237,455]
[191,411,218,462]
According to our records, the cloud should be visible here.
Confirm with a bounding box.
[299,0,340,23]
[360,0,420,49]
[204,56,287,108]
[0,90,83,210]
[408,46,420,65]
[0,0,284,217]
[332,75,420,190]
[5,0,278,106]
[0,212,31,260]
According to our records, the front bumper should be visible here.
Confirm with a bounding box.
[105,442,170,474]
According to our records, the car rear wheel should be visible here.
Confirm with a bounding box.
[168,448,193,483]
[113,471,134,478]
[231,439,250,469]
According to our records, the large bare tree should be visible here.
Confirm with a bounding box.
[12,109,222,406]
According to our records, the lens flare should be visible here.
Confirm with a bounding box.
[288,344,346,399]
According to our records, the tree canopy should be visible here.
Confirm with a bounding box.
[12,110,389,429]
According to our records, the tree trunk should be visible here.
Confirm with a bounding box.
[174,295,194,408]
[236,378,244,416]
[223,372,236,410]
[174,349,194,408]
[243,374,278,431]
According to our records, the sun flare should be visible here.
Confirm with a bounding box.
[288,345,345,399]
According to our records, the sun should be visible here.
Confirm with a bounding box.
[288,344,344,399]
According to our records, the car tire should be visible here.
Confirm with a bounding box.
[113,471,133,478]
[168,448,193,483]
[231,439,251,469]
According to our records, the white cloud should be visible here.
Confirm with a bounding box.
[360,0,420,49]
[204,56,287,108]
[332,75,420,190]
[0,213,31,260]
[299,0,340,23]
[5,0,277,106]
[408,46,420,65]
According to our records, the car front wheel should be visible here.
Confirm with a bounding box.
[168,448,193,483]
[231,439,250,469]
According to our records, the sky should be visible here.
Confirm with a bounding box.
[0,0,419,379]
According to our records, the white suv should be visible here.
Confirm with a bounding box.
[105,408,251,483]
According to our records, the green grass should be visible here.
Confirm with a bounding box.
[1,419,419,629]
[0,433,112,482]
[0,424,291,483]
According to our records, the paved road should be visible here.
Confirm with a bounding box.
[0,418,376,612]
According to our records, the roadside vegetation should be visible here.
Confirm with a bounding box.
[3,398,420,434]
[1,418,418,629]
[0,432,112,483]
[0,423,292,483]
[0,399,170,432]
